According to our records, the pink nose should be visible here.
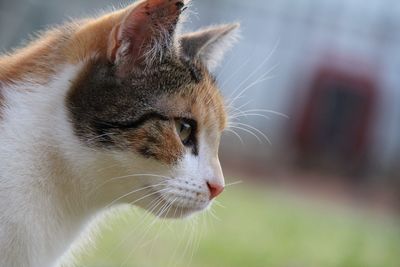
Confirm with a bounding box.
[207,182,224,200]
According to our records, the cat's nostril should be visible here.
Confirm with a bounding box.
[206,182,224,200]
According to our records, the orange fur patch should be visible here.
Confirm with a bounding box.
[192,77,227,132]
[183,75,227,132]
[125,120,185,164]
[0,29,65,83]
[0,4,138,84]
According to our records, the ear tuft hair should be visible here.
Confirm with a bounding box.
[180,23,240,71]
[107,0,187,76]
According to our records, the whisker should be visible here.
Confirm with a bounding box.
[189,216,201,266]
[216,51,238,81]
[228,39,280,99]
[229,66,277,106]
[227,99,254,119]
[172,198,181,219]
[230,113,271,120]
[225,180,244,187]
[231,122,272,144]
[228,125,262,143]
[208,206,221,222]
[180,216,197,266]
[89,173,172,197]
[146,197,178,256]
[105,185,168,209]
[213,200,226,209]
[167,219,190,267]
[107,195,165,259]
[240,108,289,118]
[223,128,245,145]
[227,99,253,115]
[221,56,253,89]
[125,187,171,207]
[119,196,171,267]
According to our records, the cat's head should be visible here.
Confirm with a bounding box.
[66,0,239,217]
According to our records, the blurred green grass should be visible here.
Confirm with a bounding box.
[73,184,400,267]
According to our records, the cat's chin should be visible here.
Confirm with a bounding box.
[150,197,209,219]
[136,189,210,219]
[154,206,202,219]
[135,202,206,219]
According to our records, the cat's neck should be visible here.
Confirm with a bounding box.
[0,70,89,267]
[0,152,89,267]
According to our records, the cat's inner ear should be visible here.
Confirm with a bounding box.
[179,24,240,71]
[107,0,186,74]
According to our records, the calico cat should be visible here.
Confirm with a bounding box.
[0,0,239,266]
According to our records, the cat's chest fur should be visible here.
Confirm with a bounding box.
[0,66,93,267]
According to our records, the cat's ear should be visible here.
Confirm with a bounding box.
[107,0,186,75]
[180,24,240,71]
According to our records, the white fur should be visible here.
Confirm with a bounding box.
[0,64,224,267]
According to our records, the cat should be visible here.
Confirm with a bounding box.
[0,0,239,266]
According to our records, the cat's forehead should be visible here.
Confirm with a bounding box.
[126,57,205,94]
[68,57,225,129]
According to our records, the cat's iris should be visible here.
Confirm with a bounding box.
[175,120,193,145]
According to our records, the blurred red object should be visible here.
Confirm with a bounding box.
[294,55,378,175]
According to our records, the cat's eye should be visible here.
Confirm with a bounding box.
[175,120,193,145]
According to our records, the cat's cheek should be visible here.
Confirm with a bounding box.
[122,123,185,165]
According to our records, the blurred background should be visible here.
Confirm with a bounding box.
[1,0,399,266]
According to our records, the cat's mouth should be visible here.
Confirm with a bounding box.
[143,185,209,218]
